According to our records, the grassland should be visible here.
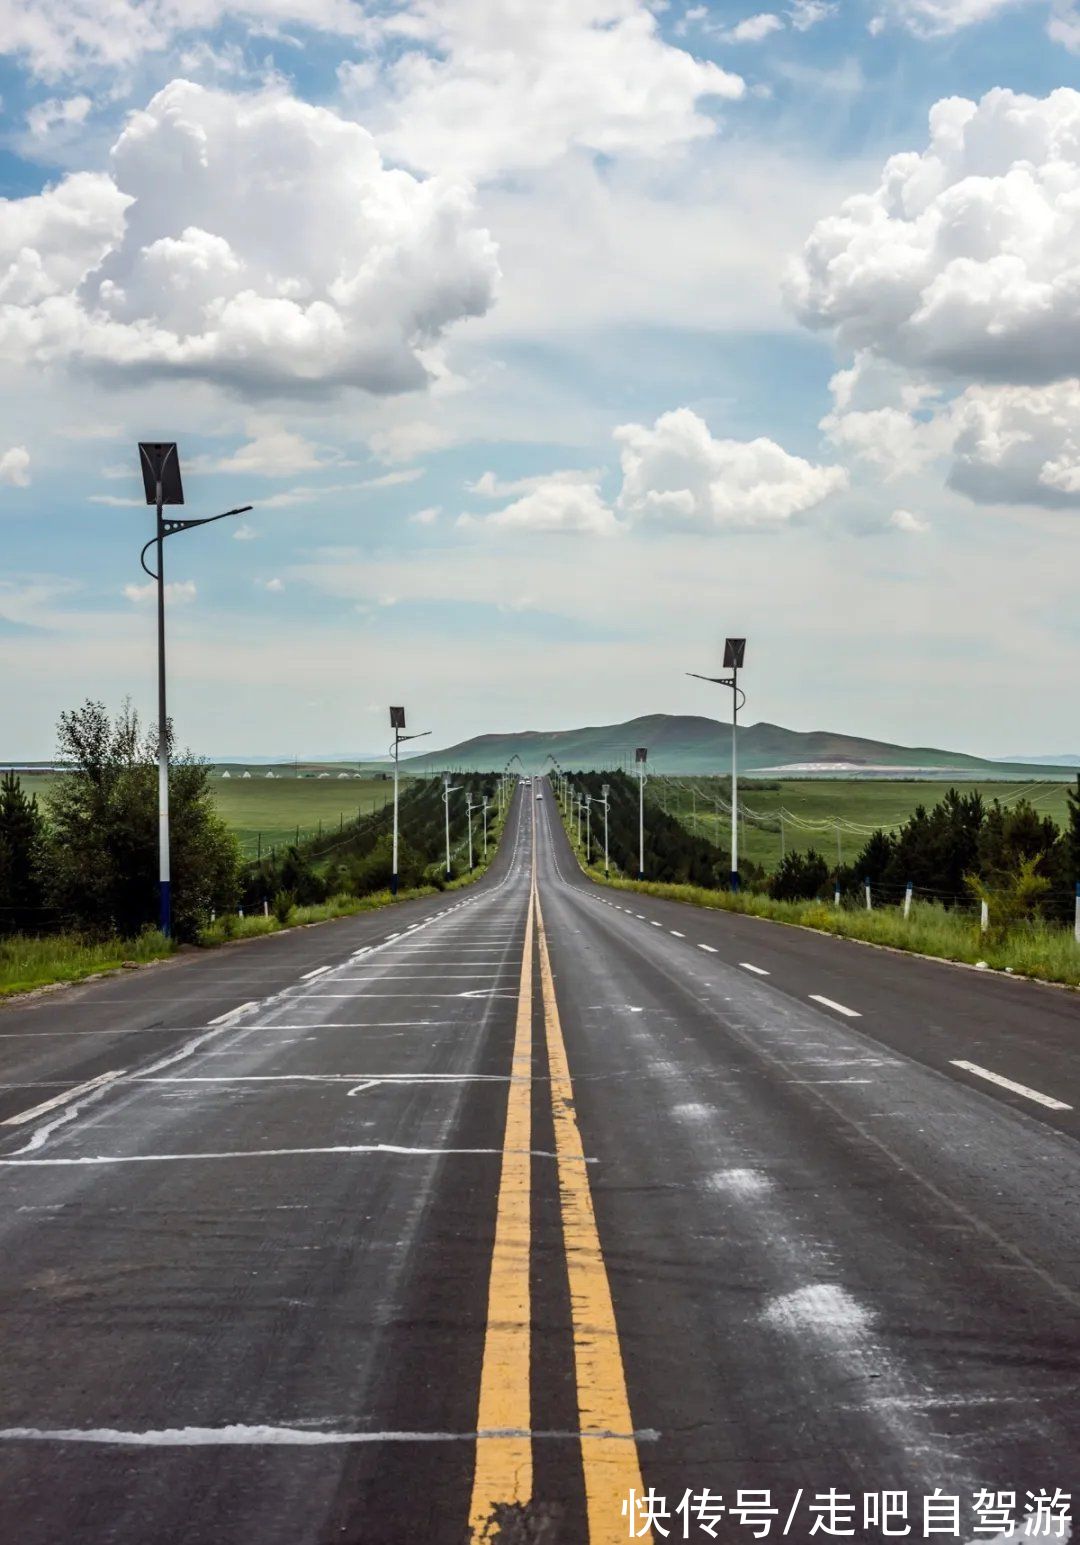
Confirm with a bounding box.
[18,771,414,859]
[0,928,172,998]
[651,776,1077,872]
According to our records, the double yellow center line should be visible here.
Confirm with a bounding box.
[469,799,651,1542]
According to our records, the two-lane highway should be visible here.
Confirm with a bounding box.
[0,778,1077,1542]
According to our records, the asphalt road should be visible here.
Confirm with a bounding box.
[0,780,1077,1544]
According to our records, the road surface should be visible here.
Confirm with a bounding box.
[0,780,1077,1543]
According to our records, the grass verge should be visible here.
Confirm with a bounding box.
[0,928,172,999]
[558,804,1080,989]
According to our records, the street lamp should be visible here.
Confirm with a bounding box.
[465,792,481,869]
[584,793,592,863]
[600,783,610,877]
[137,442,252,938]
[482,796,489,858]
[689,637,746,892]
[389,707,431,897]
[442,774,460,878]
[635,748,647,880]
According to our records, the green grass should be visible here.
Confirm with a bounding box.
[557,793,1080,989]
[18,772,411,860]
[0,928,172,998]
[651,776,1077,872]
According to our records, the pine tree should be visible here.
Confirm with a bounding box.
[0,771,46,934]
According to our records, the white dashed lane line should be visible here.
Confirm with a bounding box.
[809,994,861,1019]
[670,931,685,938]
[950,1060,1072,1112]
[650,921,663,928]
[698,944,718,954]
[739,963,769,977]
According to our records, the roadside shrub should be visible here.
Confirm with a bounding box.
[272,889,295,925]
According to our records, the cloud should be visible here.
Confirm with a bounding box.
[889,508,930,533]
[361,468,425,488]
[0,446,31,486]
[257,576,284,592]
[867,0,1033,36]
[211,426,334,477]
[789,89,1080,388]
[368,421,455,464]
[459,474,618,535]
[124,579,196,603]
[614,408,848,529]
[233,523,256,540]
[788,0,838,27]
[947,380,1080,507]
[466,467,602,498]
[0,0,373,79]
[726,13,785,42]
[365,0,745,180]
[408,505,440,524]
[0,80,499,396]
[26,95,92,137]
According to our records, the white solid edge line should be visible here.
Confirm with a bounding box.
[698,944,718,954]
[950,1060,1072,1112]
[2,1070,127,1128]
[301,966,331,980]
[808,993,861,1018]
[739,963,770,977]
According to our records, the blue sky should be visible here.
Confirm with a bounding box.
[3,0,1080,758]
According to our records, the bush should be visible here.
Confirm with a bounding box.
[768,848,830,902]
[272,889,295,925]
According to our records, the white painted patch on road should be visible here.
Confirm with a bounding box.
[808,994,861,1018]
[0,1423,656,1447]
[950,1061,1072,1112]
[2,1070,126,1128]
[739,963,769,977]
[763,1284,872,1341]
[208,1002,259,1025]
[706,1168,772,1198]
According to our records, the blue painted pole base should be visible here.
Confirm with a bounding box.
[729,871,740,893]
[159,880,172,939]
[390,873,398,896]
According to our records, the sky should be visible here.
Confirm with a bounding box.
[2,0,1080,760]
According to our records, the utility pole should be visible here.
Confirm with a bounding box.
[636,747,647,880]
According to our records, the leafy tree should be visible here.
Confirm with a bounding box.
[46,700,239,941]
[769,848,829,902]
[853,829,895,887]
[966,856,1051,942]
[0,771,47,934]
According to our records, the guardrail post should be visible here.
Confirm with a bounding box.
[903,881,913,919]
[981,900,989,934]
[864,877,872,911]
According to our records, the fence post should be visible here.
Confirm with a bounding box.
[238,906,244,918]
[903,881,913,919]
[864,877,872,911]
[981,900,989,934]
[834,880,841,908]
[263,899,269,918]
[1075,882,1080,944]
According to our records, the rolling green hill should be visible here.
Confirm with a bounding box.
[404,714,1076,779]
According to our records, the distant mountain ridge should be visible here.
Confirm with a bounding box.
[401,714,1078,779]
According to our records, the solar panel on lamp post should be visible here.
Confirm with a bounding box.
[688,638,746,892]
[389,708,431,897]
[137,443,252,939]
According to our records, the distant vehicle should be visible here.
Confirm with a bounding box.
[536,792,544,800]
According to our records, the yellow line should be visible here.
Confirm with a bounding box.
[534,875,652,1545]
[468,804,536,1540]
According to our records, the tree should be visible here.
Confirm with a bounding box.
[46,700,239,941]
[0,772,47,934]
[769,848,829,902]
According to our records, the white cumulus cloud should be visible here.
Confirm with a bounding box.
[727,14,785,42]
[365,0,745,180]
[889,508,930,532]
[789,88,1080,388]
[0,446,31,486]
[0,80,499,397]
[868,0,1034,36]
[460,473,618,535]
[615,408,847,529]
[948,380,1080,507]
